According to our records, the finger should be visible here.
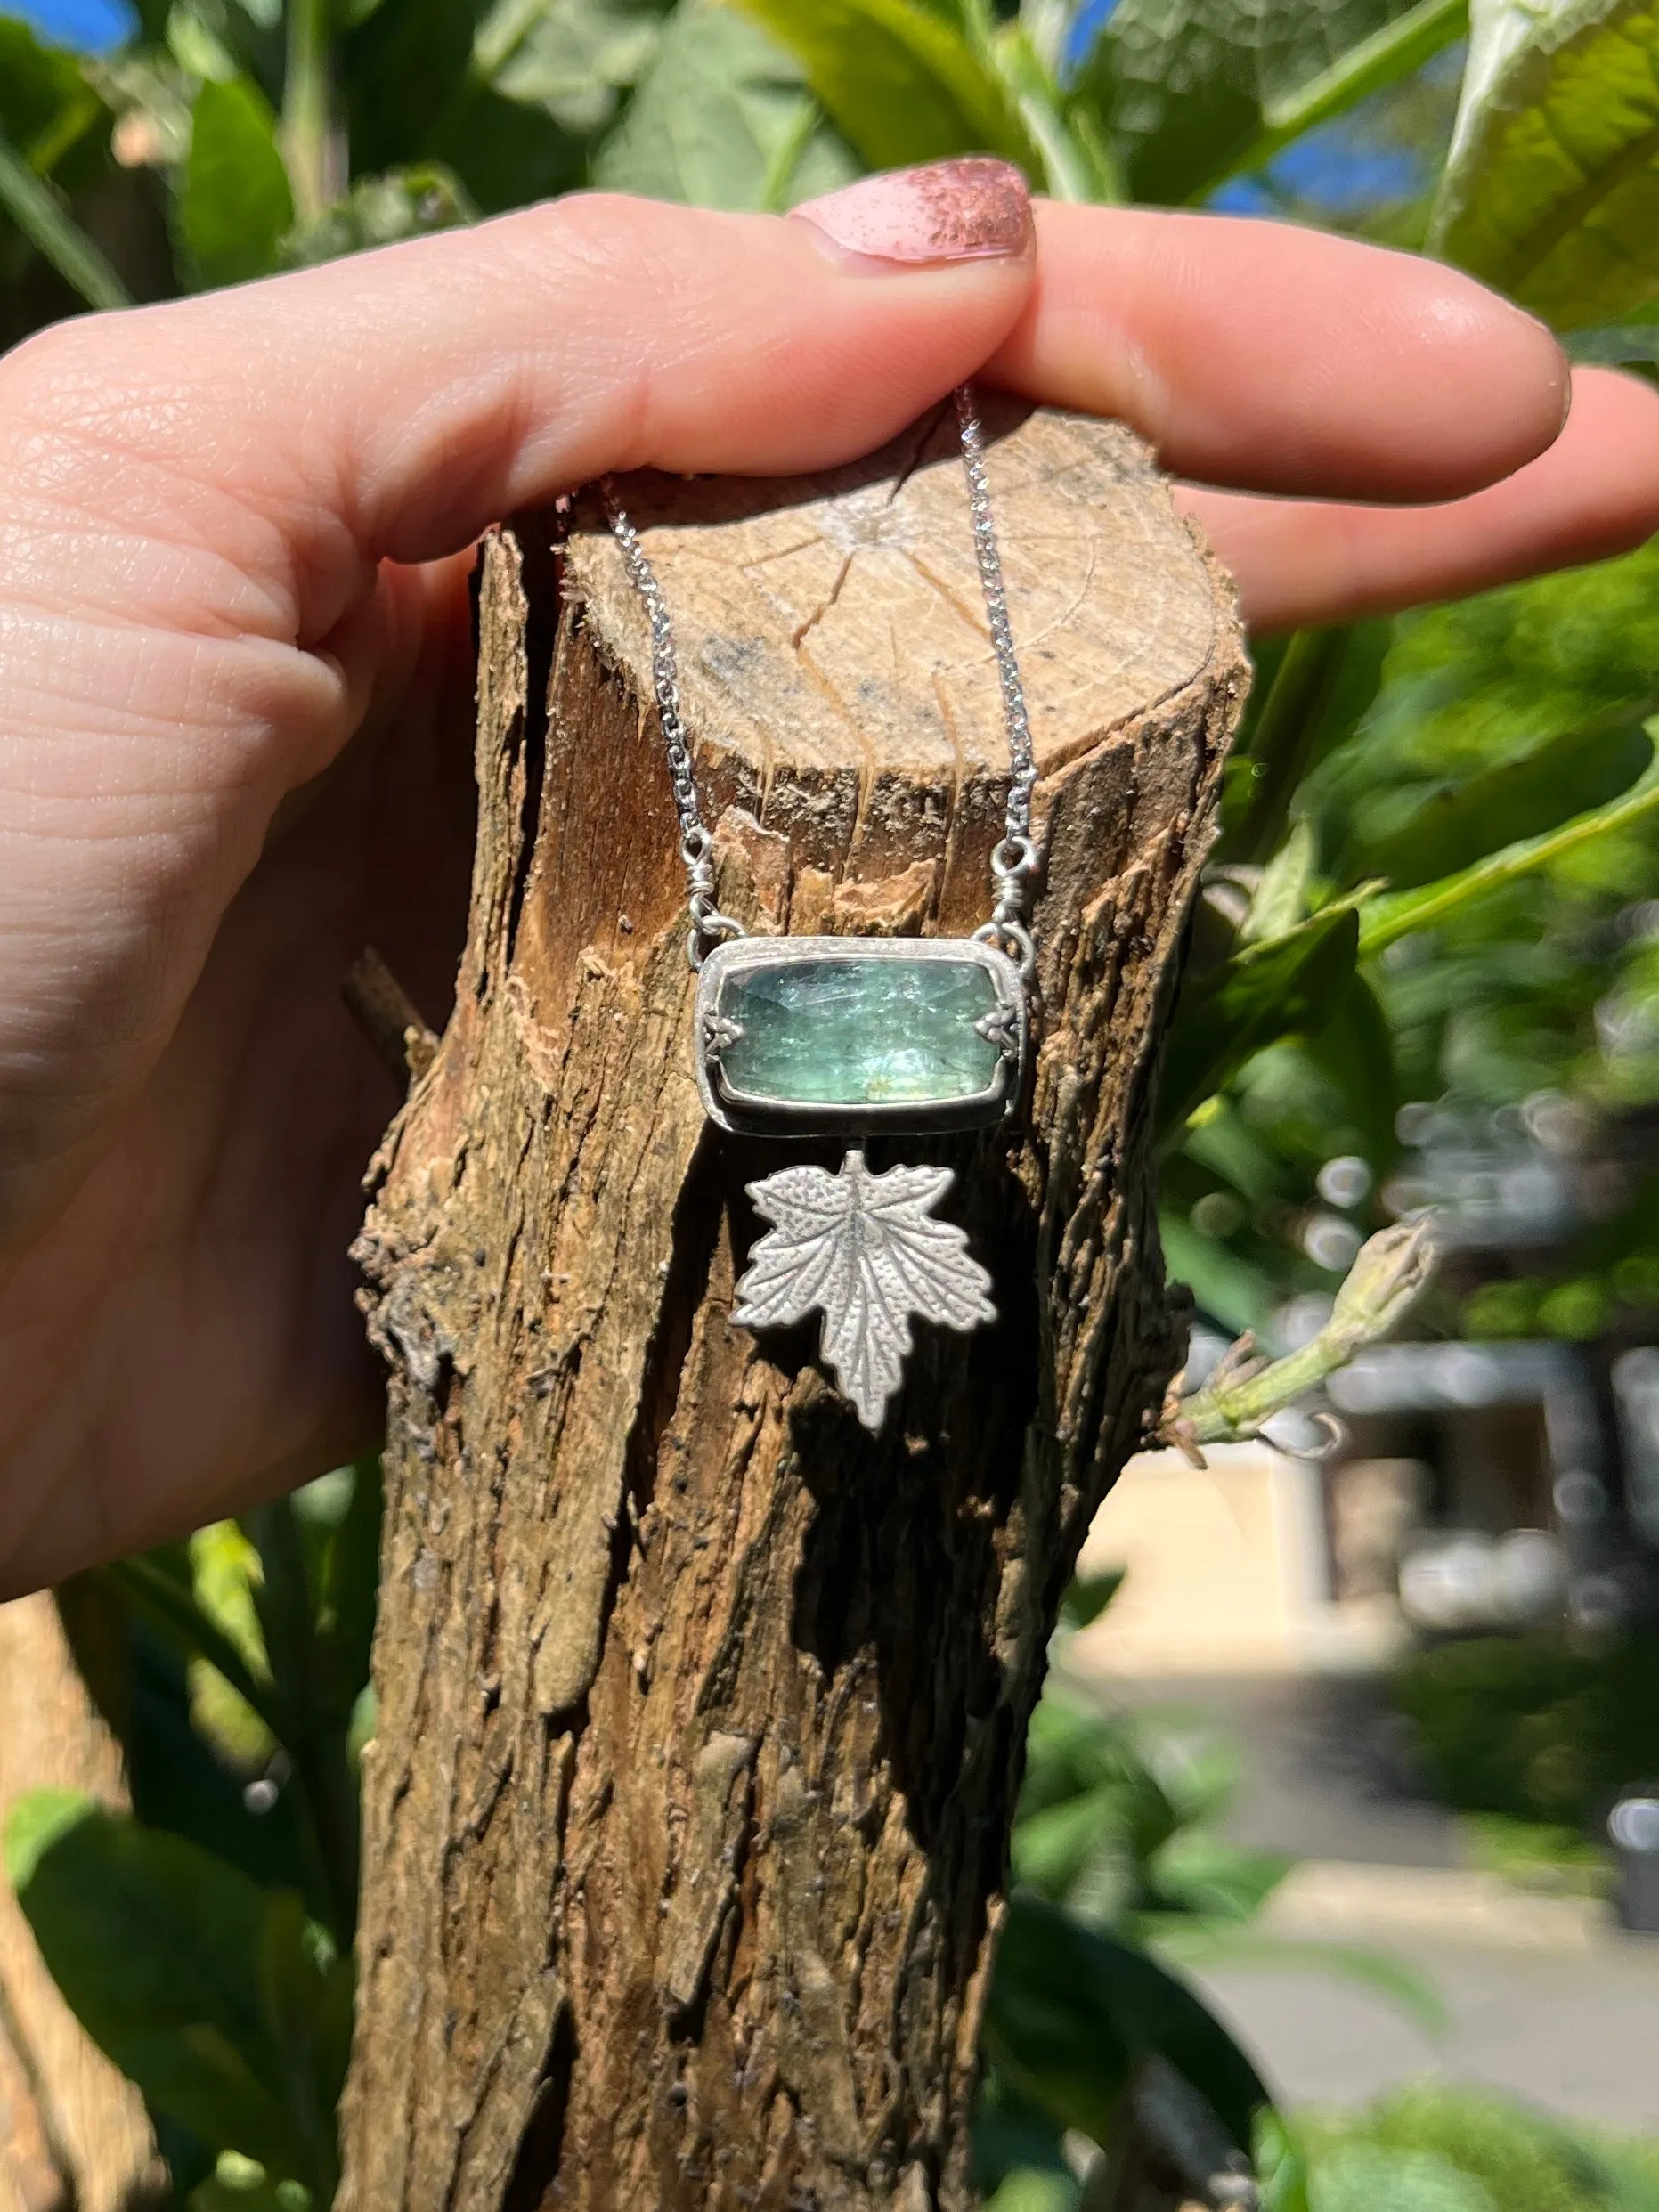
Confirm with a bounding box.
[1181,366,1659,633]
[986,202,1570,503]
[4,173,1036,647]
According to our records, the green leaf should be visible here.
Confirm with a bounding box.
[109,1554,286,1746]
[479,0,670,134]
[986,1893,1269,2154]
[344,0,588,213]
[343,0,492,172]
[257,1893,351,2199]
[1242,819,1318,945]
[1078,0,1449,206]
[1240,0,1469,171]
[728,0,1039,173]
[6,1798,310,2179]
[187,1521,276,1766]
[1012,1783,1133,1897]
[1312,540,1659,857]
[281,163,477,264]
[973,2064,1073,2198]
[1146,1831,1291,1923]
[4,1786,93,1887]
[1432,0,1659,328]
[1566,315,1659,362]
[1352,715,1653,890]
[0,19,108,178]
[1308,2144,1494,2212]
[1224,624,1388,866]
[1159,904,1362,1138]
[244,1498,362,1943]
[0,22,126,311]
[1358,749,1659,955]
[983,2174,1079,2212]
[1302,972,1397,1164]
[1057,1567,1124,1632]
[1256,2109,1313,2212]
[593,2,857,207]
[117,1614,317,1903]
[308,1457,382,1719]
[178,76,294,289]
[1159,1210,1277,1335]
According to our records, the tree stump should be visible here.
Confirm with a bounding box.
[340,400,1246,2211]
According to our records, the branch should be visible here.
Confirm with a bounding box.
[1164,1217,1436,1456]
[342,947,438,1083]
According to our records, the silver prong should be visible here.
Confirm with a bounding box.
[703,1012,744,1065]
[974,1004,1021,1059]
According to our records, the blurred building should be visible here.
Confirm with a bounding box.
[1085,1098,1659,1675]
[1331,1096,1659,1641]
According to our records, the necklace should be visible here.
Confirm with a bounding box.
[600,388,1038,1431]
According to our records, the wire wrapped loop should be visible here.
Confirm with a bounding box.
[972,916,1037,981]
[681,825,747,969]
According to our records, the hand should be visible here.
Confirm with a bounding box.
[2,159,1655,1593]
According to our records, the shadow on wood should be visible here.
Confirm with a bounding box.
[341,401,1247,2211]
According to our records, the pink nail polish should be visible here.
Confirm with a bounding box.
[791,159,1033,268]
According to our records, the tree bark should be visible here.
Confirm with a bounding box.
[340,401,1246,2211]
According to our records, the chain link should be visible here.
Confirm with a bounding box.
[603,385,1039,974]
[954,386,1039,975]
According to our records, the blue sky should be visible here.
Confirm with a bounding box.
[16,0,135,47]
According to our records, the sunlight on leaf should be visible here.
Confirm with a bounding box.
[728,0,1039,172]
[594,2,856,205]
[1433,0,1659,327]
[179,76,294,289]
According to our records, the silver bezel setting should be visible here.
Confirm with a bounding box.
[695,935,1028,1137]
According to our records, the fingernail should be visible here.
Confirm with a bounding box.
[791,159,1033,268]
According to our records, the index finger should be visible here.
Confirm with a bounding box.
[988,200,1571,503]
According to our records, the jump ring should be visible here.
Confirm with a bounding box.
[687,909,746,971]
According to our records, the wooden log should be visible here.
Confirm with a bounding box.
[340,400,1247,2210]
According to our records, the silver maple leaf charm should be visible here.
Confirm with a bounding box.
[732,1147,996,1431]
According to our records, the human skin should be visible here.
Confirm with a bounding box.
[2,164,1657,1596]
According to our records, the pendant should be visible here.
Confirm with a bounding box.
[695,937,1027,1429]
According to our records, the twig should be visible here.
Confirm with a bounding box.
[1163,1216,1436,1457]
[342,947,439,1083]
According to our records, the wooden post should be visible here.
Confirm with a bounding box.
[340,401,1246,2210]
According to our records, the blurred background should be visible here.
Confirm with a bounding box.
[3,0,1659,2206]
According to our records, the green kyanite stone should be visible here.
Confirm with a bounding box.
[717,956,1003,1108]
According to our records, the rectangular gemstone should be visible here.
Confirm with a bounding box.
[711,947,1010,1115]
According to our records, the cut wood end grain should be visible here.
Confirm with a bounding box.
[566,400,1233,819]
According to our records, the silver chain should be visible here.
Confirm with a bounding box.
[601,383,1038,976]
